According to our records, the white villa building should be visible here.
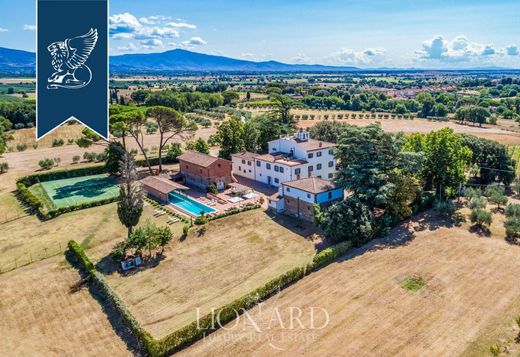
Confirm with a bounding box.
[232,128,337,187]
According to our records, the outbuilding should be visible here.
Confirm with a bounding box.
[178,151,232,191]
[276,177,344,222]
[140,175,189,203]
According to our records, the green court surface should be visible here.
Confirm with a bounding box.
[38,174,119,209]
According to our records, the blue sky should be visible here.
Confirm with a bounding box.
[0,0,519,68]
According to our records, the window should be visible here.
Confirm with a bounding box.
[307,193,311,199]
[286,187,291,192]
[308,153,314,159]
[294,168,301,175]
[256,161,261,167]
[247,161,251,166]
[328,192,333,200]
[274,178,279,184]
[308,166,313,172]
[238,166,242,171]
[317,175,322,178]
[328,161,334,168]
[328,173,333,179]
[274,165,279,172]
[217,164,221,168]
[317,163,322,170]
[266,163,271,170]
[272,148,276,151]
[279,167,284,173]
[249,169,252,173]
[317,151,322,157]
[329,149,334,155]
[242,159,245,164]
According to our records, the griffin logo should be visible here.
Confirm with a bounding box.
[47,28,98,89]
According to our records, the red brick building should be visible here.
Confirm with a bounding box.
[178,151,232,190]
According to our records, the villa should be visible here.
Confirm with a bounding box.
[268,177,344,222]
[232,128,337,187]
[178,151,233,191]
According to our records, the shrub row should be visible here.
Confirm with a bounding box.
[207,204,261,221]
[310,241,353,270]
[144,196,190,224]
[153,239,353,355]
[17,164,107,186]
[16,182,43,211]
[67,232,354,356]
[67,241,155,352]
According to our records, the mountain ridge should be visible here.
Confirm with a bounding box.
[0,47,518,74]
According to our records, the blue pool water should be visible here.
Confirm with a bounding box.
[168,191,217,216]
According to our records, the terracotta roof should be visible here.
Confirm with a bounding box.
[231,151,258,161]
[140,175,189,194]
[268,192,282,202]
[178,151,223,167]
[296,139,337,152]
[254,152,307,167]
[283,177,338,194]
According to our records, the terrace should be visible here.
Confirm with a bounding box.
[141,174,268,219]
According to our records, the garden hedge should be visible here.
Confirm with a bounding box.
[67,240,155,352]
[67,234,354,356]
[16,164,107,187]
[16,182,43,211]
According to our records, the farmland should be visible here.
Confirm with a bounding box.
[176,209,520,356]
[97,210,316,338]
[0,256,133,356]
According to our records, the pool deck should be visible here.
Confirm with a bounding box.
[158,185,265,220]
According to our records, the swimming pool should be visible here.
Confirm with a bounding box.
[168,191,217,216]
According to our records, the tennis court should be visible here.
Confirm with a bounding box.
[39,174,119,209]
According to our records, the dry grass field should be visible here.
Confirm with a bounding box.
[100,209,316,339]
[0,194,184,273]
[296,116,520,145]
[176,211,520,357]
[0,256,132,357]
[9,124,85,151]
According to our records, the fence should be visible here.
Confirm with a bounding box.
[0,212,30,225]
[0,241,65,274]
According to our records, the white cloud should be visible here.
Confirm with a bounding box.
[481,44,496,56]
[109,12,197,52]
[506,45,519,56]
[23,24,36,31]
[292,53,308,64]
[325,47,386,66]
[0,27,8,32]
[167,21,196,29]
[180,36,207,49]
[109,13,142,34]
[140,38,164,49]
[117,42,138,52]
[415,35,511,62]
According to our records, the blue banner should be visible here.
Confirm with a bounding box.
[37,0,108,140]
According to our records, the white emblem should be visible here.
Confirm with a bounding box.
[47,28,98,89]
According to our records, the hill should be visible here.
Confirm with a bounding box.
[0,47,36,76]
[0,47,359,74]
[109,49,359,73]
